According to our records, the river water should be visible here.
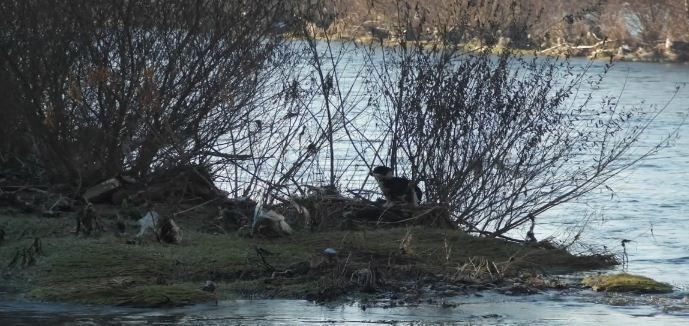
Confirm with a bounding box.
[536,59,689,288]
[1,58,689,324]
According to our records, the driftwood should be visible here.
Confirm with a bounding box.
[0,182,76,217]
[83,178,121,202]
[539,40,608,54]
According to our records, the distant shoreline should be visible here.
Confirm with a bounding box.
[300,32,689,64]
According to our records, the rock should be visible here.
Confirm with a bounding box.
[582,273,673,293]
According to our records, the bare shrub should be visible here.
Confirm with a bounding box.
[0,0,293,191]
[361,4,682,237]
[1,0,683,241]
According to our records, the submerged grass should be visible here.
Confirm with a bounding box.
[582,273,673,294]
[0,212,616,307]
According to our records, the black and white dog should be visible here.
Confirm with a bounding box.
[369,166,422,207]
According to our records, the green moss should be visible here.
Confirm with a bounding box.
[582,273,673,293]
[0,213,617,307]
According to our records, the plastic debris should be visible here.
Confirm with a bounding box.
[251,196,292,237]
[137,211,159,237]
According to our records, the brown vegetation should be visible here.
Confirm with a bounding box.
[0,0,292,191]
[308,0,689,48]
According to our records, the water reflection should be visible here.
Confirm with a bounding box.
[2,291,689,325]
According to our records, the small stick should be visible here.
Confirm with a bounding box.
[174,197,220,216]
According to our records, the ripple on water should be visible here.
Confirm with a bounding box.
[3,293,689,325]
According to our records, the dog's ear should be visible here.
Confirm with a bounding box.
[372,166,391,175]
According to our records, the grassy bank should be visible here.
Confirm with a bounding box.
[0,210,616,308]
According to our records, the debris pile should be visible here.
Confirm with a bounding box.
[0,183,75,217]
[279,195,454,231]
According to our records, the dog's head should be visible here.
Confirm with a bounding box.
[370,165,393,180]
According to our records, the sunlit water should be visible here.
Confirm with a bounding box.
[1,58,688,324]
[536,59,689,290]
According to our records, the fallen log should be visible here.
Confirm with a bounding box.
[83,178,121,202]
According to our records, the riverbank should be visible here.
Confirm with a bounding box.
[328,33,689,64]
[0,204,616,308]
[297,0,689,64]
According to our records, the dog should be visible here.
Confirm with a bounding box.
[369,166,422,207]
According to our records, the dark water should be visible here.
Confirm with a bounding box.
[2,58,689,324]
[2,292,689,325]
